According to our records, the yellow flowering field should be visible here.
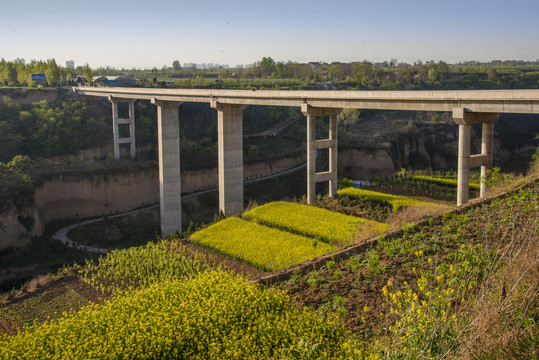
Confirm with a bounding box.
[243,201,388,245]
[0,271,362,359]
[190,217,334,271]
[80,240,208,295]
[338,187,447,211]
[412,175,481,190]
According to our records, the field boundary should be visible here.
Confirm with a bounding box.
[256,176,539,286]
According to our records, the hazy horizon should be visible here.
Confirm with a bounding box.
[2,0,539,69]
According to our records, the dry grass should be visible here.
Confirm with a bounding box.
[386,203,450,228]
[486,156,539,198]
[454,188,539,359]
[19,274,53,295]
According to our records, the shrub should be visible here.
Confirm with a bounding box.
[80,240,207,295]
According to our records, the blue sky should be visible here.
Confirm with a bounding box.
[2,0,539,69]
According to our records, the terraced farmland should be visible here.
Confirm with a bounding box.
[2,167,536,359]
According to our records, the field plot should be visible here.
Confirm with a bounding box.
[412,175,481,190]
[190,217,334,271]
[243,201,388,245]
[0,271,360,359]
[338,187,448,211]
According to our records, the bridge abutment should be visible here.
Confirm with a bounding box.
[152,99,183,236]
[453,107,499,206]
[212,101,246,215]
[302,105,342,204]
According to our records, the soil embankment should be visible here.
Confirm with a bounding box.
[0,155,307,250]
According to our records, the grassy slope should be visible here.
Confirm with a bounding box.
[280,178,538,358]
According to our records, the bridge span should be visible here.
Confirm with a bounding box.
[73,87,539,236]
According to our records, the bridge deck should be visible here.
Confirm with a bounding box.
[74,87,539,114]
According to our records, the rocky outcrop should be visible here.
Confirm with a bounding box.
[34,171,160,225]
[338,149,395,179]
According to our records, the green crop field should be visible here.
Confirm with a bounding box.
[190,217,334,271]
[338,187,448,211]
[243,201,388,245]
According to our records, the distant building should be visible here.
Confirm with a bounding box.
[309,62,321,70]
[72,75,87,84]
[14,58,25,65]
[66,60,75,69]
[93,75,136,87]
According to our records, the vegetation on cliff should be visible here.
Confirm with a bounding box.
[0,155,34,208]
[0,96,109,162]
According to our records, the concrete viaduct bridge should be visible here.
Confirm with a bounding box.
[73,87,539,236]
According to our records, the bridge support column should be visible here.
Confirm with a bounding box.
[109,96,136,160]
[480,122,494,198]
[152,99,183,236]
[302,105,342,204]
[453,108,499,206]
[212,101,246,215]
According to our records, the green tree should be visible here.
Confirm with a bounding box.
[172,60,181,70]
[487,68,498,81]
[45,58,60,85]
[5,62,18,84]
[6,155,34,172]
[328,65,345,81]
[82,63,93,83]
[259,56,276,77]
[351,63,372,86]
[427,68,438,82]
[436,61,449,80]
[337,108,360,126]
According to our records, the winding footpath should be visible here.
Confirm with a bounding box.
[52,162,307,253]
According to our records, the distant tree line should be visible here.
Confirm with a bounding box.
[0,59,79,87]
[3,57,539,90]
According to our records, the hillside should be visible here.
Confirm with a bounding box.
[1,159,537,358]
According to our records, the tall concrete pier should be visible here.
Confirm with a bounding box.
[74,87,539,235]
[453,107,499,206]
[212,101,246,215]
[302,105,341,203]
[152,99,182,236]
